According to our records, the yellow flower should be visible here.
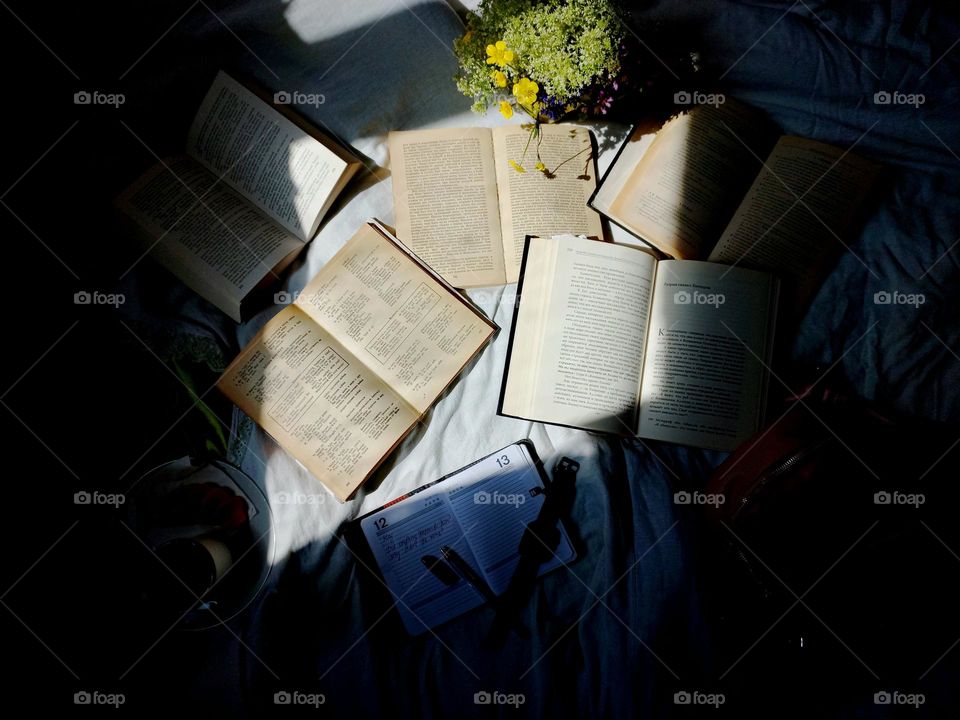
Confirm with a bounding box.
[491,70,507,88]
[513,77,539,107]
[486,40,514,67]
[499,100,514,119]
[509,160,525,173]
[535,161,546,172]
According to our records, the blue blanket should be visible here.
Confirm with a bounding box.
[118,1,960,716]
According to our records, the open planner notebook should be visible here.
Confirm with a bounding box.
[359,441,575,635]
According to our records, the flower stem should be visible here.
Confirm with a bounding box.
[520,124,536,165]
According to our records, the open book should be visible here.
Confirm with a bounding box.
[389,125,603,288]
[499,234,779,452]
[590,100,879,305]
[116,71,362,321]
[217,221,497,500]
[358,440,575,635]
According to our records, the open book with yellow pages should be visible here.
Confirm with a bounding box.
[218,221,497,500]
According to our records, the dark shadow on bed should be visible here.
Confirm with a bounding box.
[6,0,960,717]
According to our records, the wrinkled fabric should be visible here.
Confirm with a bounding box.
[118,1,960,716]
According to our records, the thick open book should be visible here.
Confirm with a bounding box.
[389,125,603,288]
[499,234,779,452]
[358,440,575,635]
[116,71,362,321]
[590,100,879,305]
[217,221,497,501]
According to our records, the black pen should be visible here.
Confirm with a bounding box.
[421,554,459,586]
[439,545,498,605]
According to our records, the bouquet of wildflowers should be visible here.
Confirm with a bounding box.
[454,0,699,172]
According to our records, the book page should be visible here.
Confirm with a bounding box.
[590,126,658,219]
[708,136,879,304]
[441,441,573,594]
[607,101,777,259]
[115,156,304,321]
[389,128,506,288]
[294,224,495,413]
[187,71,348,241]
[492,124,603,282]
[359,441,573,635]
[361,492,481,635]
[217,305,419,501]
[502,235,657,433]
[638,260,777,451]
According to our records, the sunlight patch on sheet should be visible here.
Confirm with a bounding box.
[283,0,447,45]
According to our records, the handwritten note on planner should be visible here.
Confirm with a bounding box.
[359,441,575,635]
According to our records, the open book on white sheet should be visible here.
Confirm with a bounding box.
[389,125,602,287]
[116,71,362,321]
[498,234,779,451]
[359,440,575,635]
[589,99,879,308]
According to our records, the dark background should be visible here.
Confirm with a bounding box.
[2,1,959,717]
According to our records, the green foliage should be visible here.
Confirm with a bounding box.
[454,0,626,115]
